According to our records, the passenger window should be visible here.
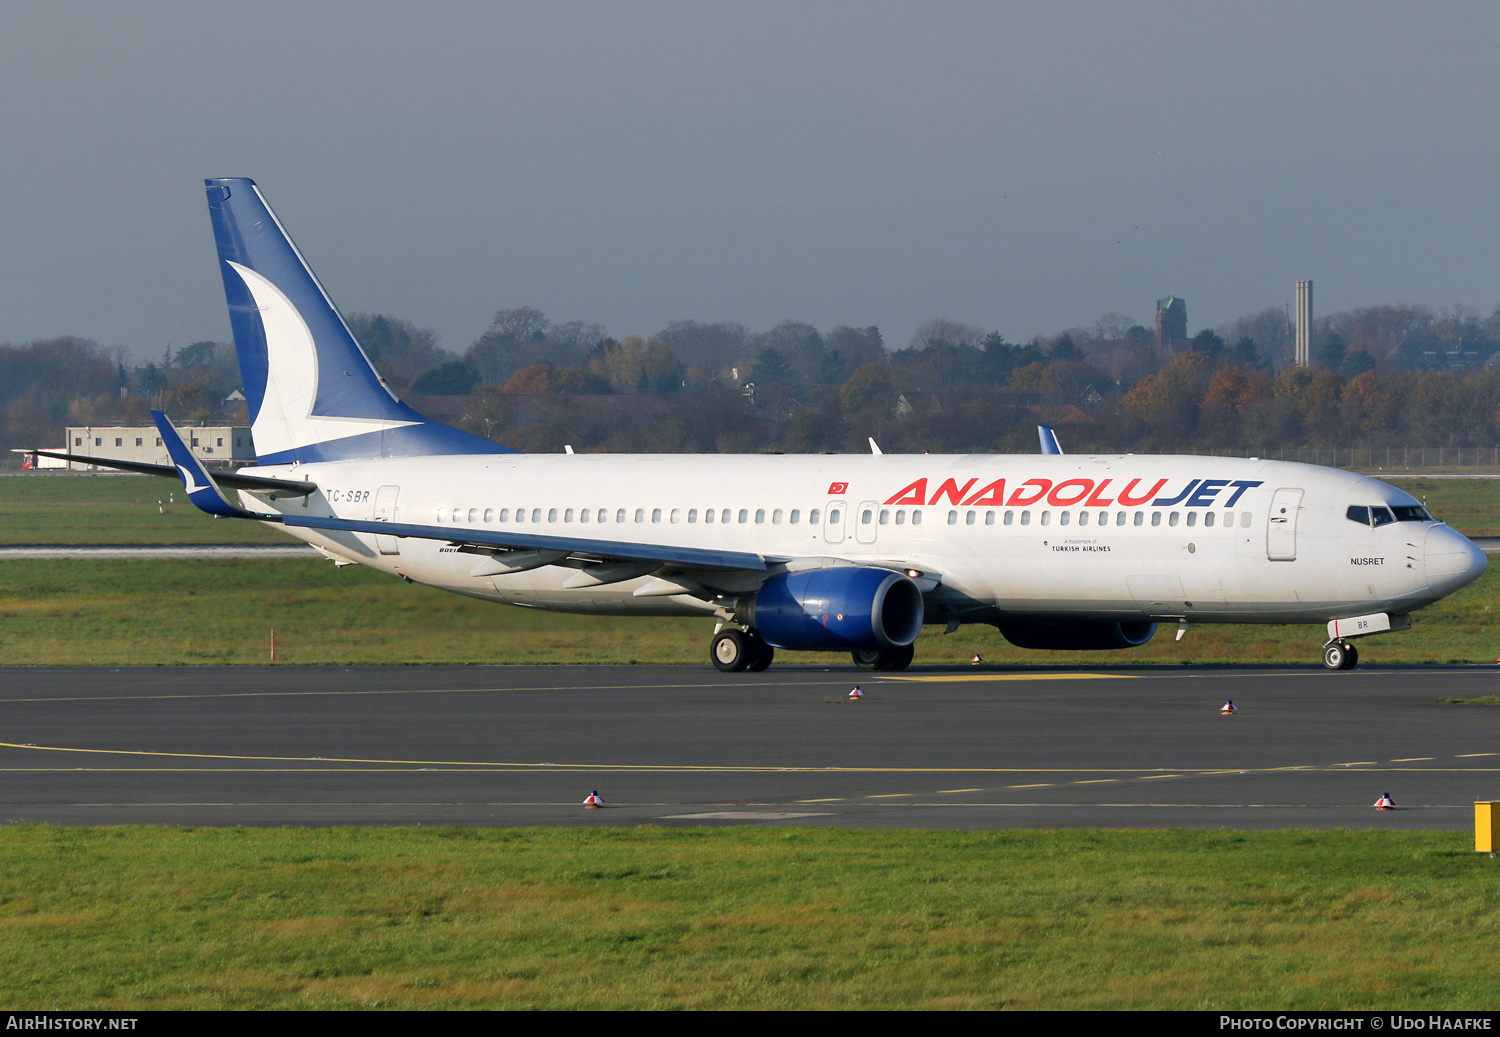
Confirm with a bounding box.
[548,508,558,522]
[1371,506,1395,527]
[1134,511,1143,526]
[1004,510,1014,525]
[773,509,784,524]
[634,508,645,523]
[1186,512,1197,527]
[514,508,525,523]
[615,509,626,523]
[985,510,995,525]
[1346,505,1371,526]
[790,509,800,524]
[670,509,680,523]
[484,508,494,523]
[469,508,480,523]
[1101,511,1112,526]
[499,508,510,522]
[829,508,842,523]
[1060,511,1071,526]
[704,508,715,523]
[738,509,748,523]
[1078,511,1089,526]
[755,509,765,523]
[878,509,889,524]
[531,509,541,523]
[436,508,448,523]
[896,510,906,525]
[688,509,698,523]
[652,508,662,523]
[722,509,732,523]
[1151,511,1161,526]
[598,509,607,523]
[1240,512,1252,528]
[579,508,590,523]
[912,510,922,524]
[1168,512,1179,527]
[1204,512,1215,528]
[810,508,821,524]
[1222,511,1232,527]
[948,510,958,525]
[1020,510,1030,525]
[1041,511,1051,526]
[564,508,574,523]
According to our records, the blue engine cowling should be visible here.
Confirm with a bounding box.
[997,619,1157,651]
[752,567,924,651]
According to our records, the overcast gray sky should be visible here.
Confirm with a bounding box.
[2,1,1497,360]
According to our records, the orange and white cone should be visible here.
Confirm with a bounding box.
[583,790,603,809]
[849,686,863,700]
[971,653,984,665]
[1221,699,1236,715]
[1374,792,1395,810]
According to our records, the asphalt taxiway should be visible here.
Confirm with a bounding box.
[1,665,1496,829]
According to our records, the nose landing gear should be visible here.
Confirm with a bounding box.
[1322,640,1359,671]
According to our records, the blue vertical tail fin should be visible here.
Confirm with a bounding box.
[204,178,511,464]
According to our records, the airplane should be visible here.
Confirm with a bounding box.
[31,178,1488,673]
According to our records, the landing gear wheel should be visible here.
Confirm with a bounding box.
[874,645,915,671]
[851,649,881,669]
[711,629,751,673]
[1322,642,1349,671]
[745,634,774,672]
[1341,643,1358,670]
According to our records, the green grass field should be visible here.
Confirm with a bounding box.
[0,556,1495,666]
[0,826,1494,1010]
[0,473,286,543]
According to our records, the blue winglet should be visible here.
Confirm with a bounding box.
[151,410,261,518]
[1037,425,1063,455]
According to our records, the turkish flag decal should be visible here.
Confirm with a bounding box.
[827,482,848,495]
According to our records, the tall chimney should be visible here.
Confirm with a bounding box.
[1295,280,1313,366]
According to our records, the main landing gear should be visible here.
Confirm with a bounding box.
[851,645,915,671]
[1322,640,1359,671]
[710,629,774,673]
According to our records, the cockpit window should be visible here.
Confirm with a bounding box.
[1350,503,1432,526]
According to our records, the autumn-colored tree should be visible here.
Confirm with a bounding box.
[499,363,556,395]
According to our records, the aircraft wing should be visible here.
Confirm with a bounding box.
[16,447,316,496]
[149,410,768,573]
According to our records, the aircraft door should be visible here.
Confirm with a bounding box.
[1266,487,1303,561]
[823,500,847,544]
[374,485,401,555]
[855,500,878,544]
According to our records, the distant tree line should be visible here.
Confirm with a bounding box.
[5,298,1500,458]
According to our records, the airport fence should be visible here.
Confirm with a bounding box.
[1178,445,1500,469]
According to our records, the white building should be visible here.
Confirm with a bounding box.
[64,425,254,470]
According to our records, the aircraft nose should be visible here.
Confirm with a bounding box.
[1425,525,1487,598]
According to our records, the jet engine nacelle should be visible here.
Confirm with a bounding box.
[997,619,1158,651]
[751,567,924,651]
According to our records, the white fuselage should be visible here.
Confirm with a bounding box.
[239,452,1483,627]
